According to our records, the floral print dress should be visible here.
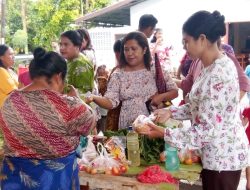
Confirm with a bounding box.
[165,55,249,171]
[105,65,177,129]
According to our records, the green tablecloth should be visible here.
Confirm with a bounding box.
[126,160,202,186]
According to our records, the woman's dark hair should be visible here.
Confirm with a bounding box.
[60,30,82,48]
[151,28,162,43]
[113,39,122,53]
[76,28,93,50]
[0,45,10,69]
[120,32,151,70]
[29,47,67,81]
[182,10,226,43]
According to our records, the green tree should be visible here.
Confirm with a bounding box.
[21,0,28,54]
[83,0,111,13]
[12,29,28,53]
[28,0,80,49]
[5,0,22,47]
[6,0,111,51]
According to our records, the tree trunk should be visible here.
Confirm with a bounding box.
[85,0,89,14]
[80,0,83,16]
[21,0,28,54]
[1,0,6,44]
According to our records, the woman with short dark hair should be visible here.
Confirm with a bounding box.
[0,47,95,190]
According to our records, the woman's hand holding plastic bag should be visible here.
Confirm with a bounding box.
[153,108,172,124]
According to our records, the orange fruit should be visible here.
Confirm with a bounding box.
[105,169,112,175]
[184,158,193,165]
[85,167,92,174]
[90,168,97,175]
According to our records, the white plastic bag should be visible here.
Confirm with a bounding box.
[133,115,154,133]
[89,142,120,173]
[78,136,98,165]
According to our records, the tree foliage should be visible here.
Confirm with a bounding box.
[28,0,80,49]
[5,0,22,47]
[12,30,28,52]
[6,0,111,52]
[83,0,111,13]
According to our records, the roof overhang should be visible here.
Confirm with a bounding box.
[75,0,146,27]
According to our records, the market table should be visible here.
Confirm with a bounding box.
[79,163,202,190]
[79,171,179,190]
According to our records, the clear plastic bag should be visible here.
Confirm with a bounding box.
[161,118,183,129]
[105,136,126,163]
[78,136,98,166]
[89,142,120,173]
[132,115,154,133]
[178,148,201,164]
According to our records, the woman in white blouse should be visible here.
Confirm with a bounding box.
[139,10,249,190]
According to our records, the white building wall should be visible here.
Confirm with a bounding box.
[88,0,250,70]
[130,0,250,62]
[88,27,132,69]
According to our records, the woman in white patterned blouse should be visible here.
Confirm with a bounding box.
[138,10,249,190]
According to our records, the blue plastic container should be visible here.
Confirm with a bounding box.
[165,144,180,171]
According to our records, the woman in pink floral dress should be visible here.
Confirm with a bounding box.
[139,11,249,190]
[86,32,178,129]
[150,28,173,73]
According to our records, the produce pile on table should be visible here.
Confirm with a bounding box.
[137,165,177,184]
[132,114,201,165]
[78,115,202,185]
[78,135,129,176]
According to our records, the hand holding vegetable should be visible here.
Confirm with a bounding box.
[153,108,172,124]
[139,123,165,139]
[85,95,95,104]
[66,85,79,97]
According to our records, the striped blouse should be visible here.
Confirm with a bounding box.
[0,89,95,159]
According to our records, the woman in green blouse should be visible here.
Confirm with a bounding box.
[59,30,94,95]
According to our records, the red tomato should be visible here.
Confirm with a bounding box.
[192,155,201,163]
[79,165,86,171]
[112,167,120,176]
[119,165,127,173]
[159,152,166,162]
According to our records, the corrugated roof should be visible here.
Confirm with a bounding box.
[75,0,146,27]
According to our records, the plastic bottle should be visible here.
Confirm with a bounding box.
[126,126,140,166]
[165,143,180,171]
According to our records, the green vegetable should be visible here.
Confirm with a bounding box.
[63,85,71,94]
[104,130,164,164]
[104,129,128,138]
[139,135,165,164]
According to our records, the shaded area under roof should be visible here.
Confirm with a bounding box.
[75,0,146,27]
